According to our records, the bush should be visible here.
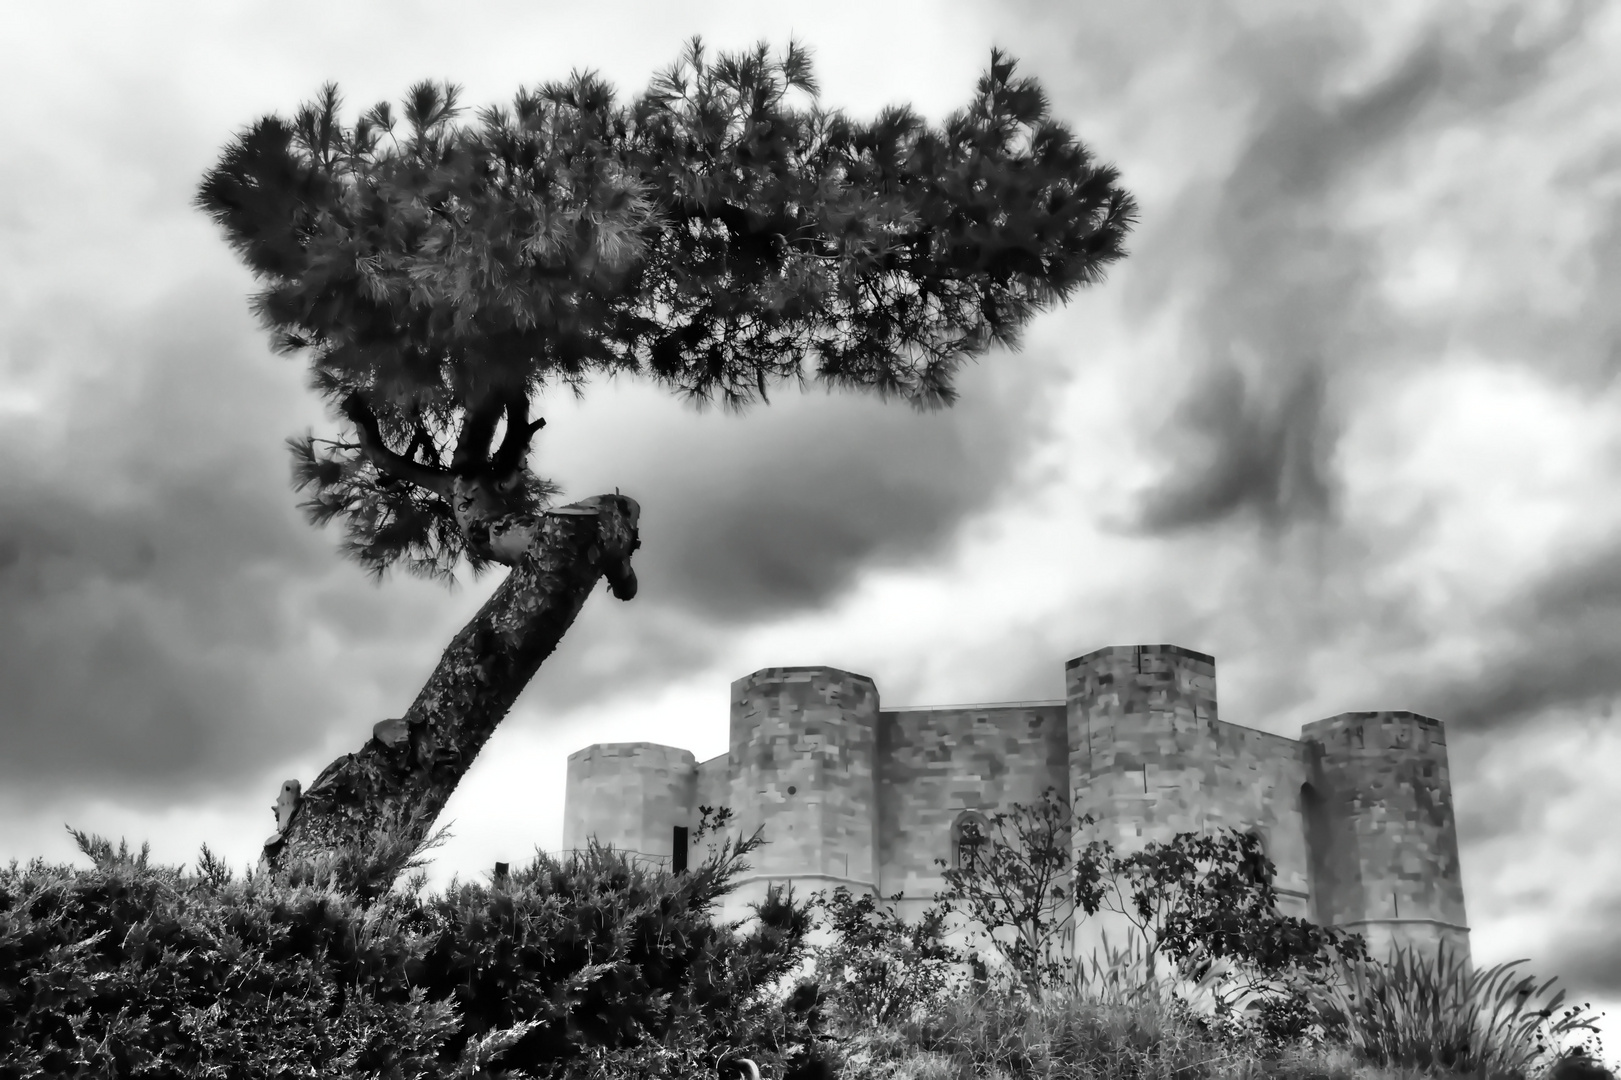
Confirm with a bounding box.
[6,818,1612,1080]
[810,887,963,1028]
[932,789,1369,1004]
[1303,939,1611,1080]
[0,817,820,1078]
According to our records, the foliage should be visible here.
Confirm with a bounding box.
[195,39,1137,580]
[269,799,457,908]
[932,787,1085,993]
[0,833,468,1079]
[925,789,1621,1078]
[932,787,1370,1012]
[832,950,1616,1080]
[1079,822,1370,998]
[889,804,1615,1080]
[6,822,1615,1080]
[810,887,963,1027]
[1304,939,1610,1080]
[0,812,819,1078]
[887,982,1243,1080]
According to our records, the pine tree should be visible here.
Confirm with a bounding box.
[197,39,1138,883]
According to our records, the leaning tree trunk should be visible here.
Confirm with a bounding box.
[260,491,640,890]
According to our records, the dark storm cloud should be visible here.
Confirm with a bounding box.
[519,602,719,716]
[1113,1,1601,536]
[365,346,1075,723]
[551,349,1071,627]
[1125,363,1334,534]
[1405,539,1621,733]
[0,282,371,800]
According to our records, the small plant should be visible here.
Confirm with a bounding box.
[1082,824,1370,1003]
[1305,938,1611,1080]
[931,787,1088,994]
[932,788,1367,1013]
[810,887,964,1027]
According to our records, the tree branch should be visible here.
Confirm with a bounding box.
[450,387,506,474]
[341,395,454,497]
[490,394,546,480]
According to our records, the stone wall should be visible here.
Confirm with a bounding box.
[562,742,695,865]
[876,703,1069,907]
[1202,719,1314,919]
[695,752,729,822]
[563,646,1472,973]
[721,667,879,920]
[1302,711,1472,972]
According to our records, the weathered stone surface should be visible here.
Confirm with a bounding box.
[725,667,879,915]
[879,702,1069,906]
[565,644,1473,975]
[562,742,697,865]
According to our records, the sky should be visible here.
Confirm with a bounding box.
[3,0,1620,1061]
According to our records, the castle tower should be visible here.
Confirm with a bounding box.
[1300,711,1471,973]
[1065,644,1224,850]
[1063,645,1228,973]
[726,667,879,913]
[563,743,697,868]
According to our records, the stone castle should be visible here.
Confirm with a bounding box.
[563,644,1471,971]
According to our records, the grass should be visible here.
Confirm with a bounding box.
[813,929,1614,1080]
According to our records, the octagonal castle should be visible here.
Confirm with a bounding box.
[563,645,1471,971]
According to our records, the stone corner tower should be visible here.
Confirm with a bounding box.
[1064,644,1221,849]
[562,742,697,867]
[1298,710,1471,973]
[725,666,880,911]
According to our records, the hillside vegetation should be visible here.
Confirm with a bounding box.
[0,807,1609,1080]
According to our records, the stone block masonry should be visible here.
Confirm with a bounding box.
[725,667,880,914]
[562,742,695,866]
[563,644,1471,974]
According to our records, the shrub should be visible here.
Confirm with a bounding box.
[0,834,466,1079]
[1304,939,1611,1080]
[932,788,1368,1008]
[932,788,1081,994]
[0,813,819,1078]
[810,887,964,1028]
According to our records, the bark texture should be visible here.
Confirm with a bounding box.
[261,491,641,883]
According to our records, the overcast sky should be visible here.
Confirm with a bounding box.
[3,0,1620,1060]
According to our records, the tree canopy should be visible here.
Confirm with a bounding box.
[197,39,1137,582]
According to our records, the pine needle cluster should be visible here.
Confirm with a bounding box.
[196,39,1137,581]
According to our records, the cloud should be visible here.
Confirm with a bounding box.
[0,281,363,800]
[615,354,1069,623]
[470,342,1076,716]
[1120,362,1336,534]
[1117,37,1438,534]
[1546,890,1621,997]
[1410,536,1621,732]
[1101,0,1604,538]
